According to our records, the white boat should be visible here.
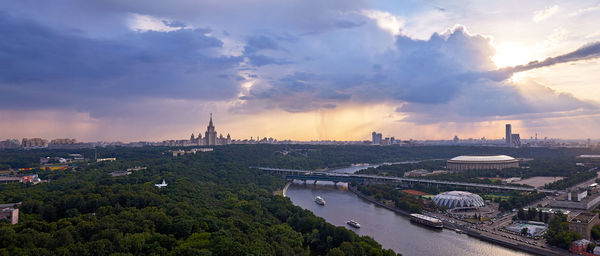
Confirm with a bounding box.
[315,196,326,205]
[155,179,168,188]
[346,220,360,228]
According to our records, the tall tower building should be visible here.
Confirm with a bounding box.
[205,114,217,146]
[505,124,512,146]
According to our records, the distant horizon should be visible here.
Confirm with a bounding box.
[2,134,597,144]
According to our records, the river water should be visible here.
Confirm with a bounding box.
[285,164,532,256]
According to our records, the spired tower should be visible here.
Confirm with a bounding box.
[205,114,217,146]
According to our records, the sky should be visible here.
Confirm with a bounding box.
[1,0,600,142]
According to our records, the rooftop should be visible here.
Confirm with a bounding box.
[449,155,517,162]
[0,202,20,208]
[571,212,598,223]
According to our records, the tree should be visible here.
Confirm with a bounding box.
[517,208,525,220]
[545,213,582,249]
[327,248,346,256]
[588,243,596,253]
[592,225,600,240]
[521,227,528,236]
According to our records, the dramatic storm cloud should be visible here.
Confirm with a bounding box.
[1,0,600,140]
[0,12,242,117]
[239,25,598,123]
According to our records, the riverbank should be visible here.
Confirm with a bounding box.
[348,185,563,256]
[274,182,292,196]
[348,185,412,217]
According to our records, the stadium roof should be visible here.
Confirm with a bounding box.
[433,191,485,208]
[449,155,516,162]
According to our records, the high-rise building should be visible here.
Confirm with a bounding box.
[505,124,512,146]
[205,114,217,146]
[371,132,383,145]
[511,134,521,147]
[0,139,20,149]
[22,138,48,149]
[184,114,231,146]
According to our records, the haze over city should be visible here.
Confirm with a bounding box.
[2,1,600,142]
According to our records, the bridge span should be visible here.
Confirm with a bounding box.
[255,167,558,194]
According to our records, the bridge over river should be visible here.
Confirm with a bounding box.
[255,167,558,194]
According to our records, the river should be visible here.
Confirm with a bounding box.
[284,164,532,256]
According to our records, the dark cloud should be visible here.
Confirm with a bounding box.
[240,26,497,108]
[490,41,600,80]
[236,25,599,123]
[243,35,293,66]
[0,12,242,117]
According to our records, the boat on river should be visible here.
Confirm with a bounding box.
[346,220,361,228]
[315,196,326,205]
[409,213,443,229]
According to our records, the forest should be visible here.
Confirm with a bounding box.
[0,146,400,256]
[2,144,598,171]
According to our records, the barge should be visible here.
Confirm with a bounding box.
[409,213,443,229]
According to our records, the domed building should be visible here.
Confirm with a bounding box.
[446,155,518,171]
[433,191,485,209]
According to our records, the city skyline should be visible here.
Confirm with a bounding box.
[0,114,597,144]
[2,121,591,145]
[1,1,600,141]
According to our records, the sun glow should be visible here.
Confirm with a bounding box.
[492,42,536,68]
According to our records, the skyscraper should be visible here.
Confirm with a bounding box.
[511,134,521,147]
[371,132,382,145]
[205,114,217,146]
[505,124,512,146]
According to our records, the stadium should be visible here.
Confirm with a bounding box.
[433,191,485,209]
[446,155,519,171]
